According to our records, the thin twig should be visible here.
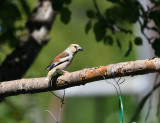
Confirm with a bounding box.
[93,0,102,17]
[58,90,65,123]
[124,0,153,44]
[118,79,125,85]
[144,98,152,123]
[156,74,160,120]
[93,68,119,96]
[93,0,132,34]
[130,82,160,122]
[157,87,160,121]
[45,90,65,123]
[111,64,124,96]
[45,110,58,123]
[87,66,120,96]
[89,65,125,123]
[144,74,159,122]
[138,18,152,44]
[51,91,63,100]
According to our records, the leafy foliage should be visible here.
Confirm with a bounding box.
[52,0,63,10]
[0,0,33,48]
[125,41,132,57]
[149,10,160,27]
[150,0,160,5]
[85,20,92,34]
[0,0,22,47]
[64,0,72,5]
[152,39,160,56]
[134,37,143,45]
[52,0,72,24]
[104,35,113,46]
[116,39,122,50]
[84,0,160,56]
[60,7,72,24]
[93,22,106,41]
[86,10,95,19]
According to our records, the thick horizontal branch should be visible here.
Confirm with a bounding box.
[0,58,160,97]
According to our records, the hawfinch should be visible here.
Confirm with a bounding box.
[45,44,83,78]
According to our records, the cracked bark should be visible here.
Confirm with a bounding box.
[0,0,57,81]
[0,58,160,97]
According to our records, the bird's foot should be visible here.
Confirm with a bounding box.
[45,77,51,81]
[61,70,70,74]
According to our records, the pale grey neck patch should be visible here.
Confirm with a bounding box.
[64,48,73,55]
[64,48,69,53]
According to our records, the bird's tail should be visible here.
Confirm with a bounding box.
[45,66,49,71]
[45,65,53,71]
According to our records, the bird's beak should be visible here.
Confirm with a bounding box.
[77,46,83,51]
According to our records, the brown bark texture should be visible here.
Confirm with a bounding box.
[0,58,160,97]
[0,0,57,81]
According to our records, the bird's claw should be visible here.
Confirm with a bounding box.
[45,77,50,81]
[61,70,70,74]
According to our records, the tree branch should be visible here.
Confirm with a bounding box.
[0,58,160,97]
[130,82,160,122]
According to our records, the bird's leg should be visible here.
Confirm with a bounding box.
[55,72,62,77]
[56,72,60,74]
[46,69,56,78]
[61,70,70,74]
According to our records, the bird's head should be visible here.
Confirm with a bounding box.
[67,44,83,54]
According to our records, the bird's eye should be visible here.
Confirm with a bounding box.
[74,46,77,49]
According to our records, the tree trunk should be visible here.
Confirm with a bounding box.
[0,0,57,81]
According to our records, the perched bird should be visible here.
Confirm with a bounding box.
[45,44,83,78]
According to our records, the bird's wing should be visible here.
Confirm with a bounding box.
[45,52,69,70]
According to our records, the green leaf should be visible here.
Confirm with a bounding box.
[60,7,72,24]
[134,37,143,45]
[52,0,63,11]
[150,0,160,5]
[104,35,113,46]
[152,39,160,56]
[105,1,140,24]
[107,0,120,3]
[125,41,132,57]
[116,39,122,50]
[85,20,92,34]
[93,22,106,42]
[64,0,72,5]
[149,11,160,27]
[86,10,95,19]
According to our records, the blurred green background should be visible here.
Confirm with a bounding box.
[0,0,139,123]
